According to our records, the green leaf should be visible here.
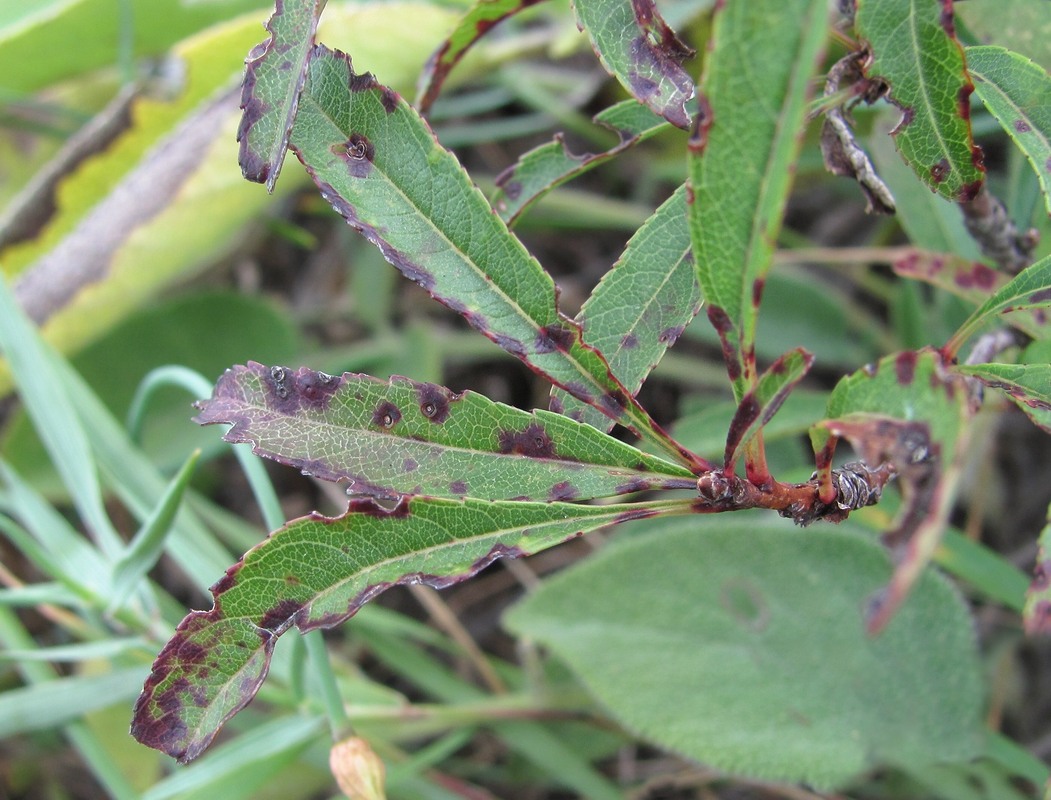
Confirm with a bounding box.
[130,495,693,761]
[491,100,669,224]
[416,0,547,114]
[854,0,985,201]
[948,252,1051,354]
[194,363,695,501]
[812,348,970,632]
[954,361,1051,433]
[288,46,701,468]
[723,348,813,473]
[571,0,694,128]
[237,0,327,190]
[966,45,1051,217]
[550,185,702,429]
[687,0,828,399]
[505,517,985,788]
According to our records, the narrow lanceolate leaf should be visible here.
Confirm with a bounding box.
[723,348,813,474]
[954,362,1051,433]
[289,46,700,468]
[550,186,701,429]
[130,495,693,761]
[892,249,1049,339]
[854,0,984,202]
[947,252,1051,354]
[687,0,828,400]
[492,100,669,224]
[237,0,327,190]
[572,0,694,128]
[196,363,696,501]
[966,45,1051,217]
[810,349,970,633]
[1025,504,1051,634]
[416,0,547,113]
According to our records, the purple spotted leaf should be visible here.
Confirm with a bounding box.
[892,249,1050,340]
[966,45,1051,217]
[237,0,327,191]
[854,0,985,202]
[723,348,813,476]
[129,494,693,762]
[416,0,548,114]
[287,45,705,470]
[195,363,696,501]
[810,349,971,633]
[947,252,1051,355]
[687,0,828,401]
[572,0,694,129]
[954,362,1051,434]
[550,185,702,429]
[492,100,669,224]
[1025,505,1051,635]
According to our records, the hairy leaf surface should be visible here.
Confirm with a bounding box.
[948,252,1051,353]
[572,0,694,128]
[812,349,970,632]
[130,495,692,761]
[492,100,669,224]
[196,362,696,501]
[288,46,699,467]
[506,517,985,788]
[550,186,702,429]
[854,0,984,201]
[687,0,828,400]
[966,45,1051,217]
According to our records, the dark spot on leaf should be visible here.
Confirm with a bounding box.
[658,325,684,344]
[900,106,915,127]
[397,261,436,291]
[535,323,575,353]
[621,333,639,350]
[259,598,303,632]
[380,88,398,114]
[615,478,651,494]
[957,83,973,122]
[958,177,982,201]
[501,180,522,200]
[1029,288,1051,305]
[372,401,401,428]
[706,306,741,382]
[417,383,451,423]
[547,481,579,501]
[284,575,300,586]
[751,278,765,308]
[348,497,411,519]
[939,0,956,36]
[611,507,661,524]
[498,422,556,458]
[930,159,950,183]
[348,69,378,93]
[548,395,565,414]
[295,369,341,408]
[402,458,418,472]
[688,95,713,154]
[954,262,997,290]
[563,382,593,404]
[338,133,375,178]
[491,332,527,358]
[450,480,468,495]
[1015,119,1032,133]
[895,351,917,384]
[724,394,760,464]
[599,388,629,417]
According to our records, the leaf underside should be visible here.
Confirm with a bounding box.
[687,0,828,400]
[854,0,984,202]
[236,0,327,191]
[130,495,692,762]
[195,362,696,502]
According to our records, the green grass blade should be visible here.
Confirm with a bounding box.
[855,0,985,201]
[687,0,828,400]
[967,45,1051,216]
[551,185,702,430]
[130,495,693,762]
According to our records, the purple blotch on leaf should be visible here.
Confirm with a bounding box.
[547,481,579,501]
[450,480,468,495]
[621,333,639,349]
[1015,119,1032,133]
[930,159,950,183]
[259,598,305,632]
[372,401,402,428]
[337,133,375,178]
[895,351,918,385]
[535,323,575,353]
[417,383,452,423]
[498,422,556,458]
[1028,288,1051,304]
